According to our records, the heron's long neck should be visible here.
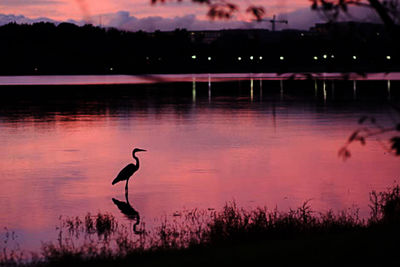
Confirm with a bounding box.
[133,153,139,167]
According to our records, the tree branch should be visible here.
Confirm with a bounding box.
[367,0,396,29]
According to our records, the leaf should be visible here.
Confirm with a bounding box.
[390,137,400,155]
[246,6,265,21]
[338,147,351,160]
[207,3,238,20]
[358,116,368,124]
[192,0,211,3]
[359,136,366,145]
[348,131,359,142]
[311,2,318,10]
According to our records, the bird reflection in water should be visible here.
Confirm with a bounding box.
[112,192,142,234]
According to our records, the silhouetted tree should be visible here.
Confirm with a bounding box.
[311,0,399,30]
[2,22,397,75]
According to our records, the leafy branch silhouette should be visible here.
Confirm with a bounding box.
[151,0,266,21]
[151,0,400,29]
[339,106,400,160]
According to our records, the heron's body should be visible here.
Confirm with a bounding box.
[112,148,146,190]
[112,163,138,185]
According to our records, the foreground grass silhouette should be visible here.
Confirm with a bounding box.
[1,185,400,266]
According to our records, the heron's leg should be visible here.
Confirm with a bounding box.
[133,216,141,234]
[125,180,129,193]
[133,222,141,234]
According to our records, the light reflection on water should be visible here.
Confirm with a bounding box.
[0,80,399,251]
[1,72,400,86]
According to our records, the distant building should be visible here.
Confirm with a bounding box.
[190,31,222,44]
[310,21,386,37]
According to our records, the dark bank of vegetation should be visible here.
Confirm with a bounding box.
[1,185,400,266]
[0,21,399,75]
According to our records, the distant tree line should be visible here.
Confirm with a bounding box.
[0,22,398,75]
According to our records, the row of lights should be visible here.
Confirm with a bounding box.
[35,54,394,71]
[33,54,394,72]
[312,55,391,61]
[192,55,265,61]
[191,54,392,61]
[310,55,391,61]
[237,56,263,61]
[314,54,335,60]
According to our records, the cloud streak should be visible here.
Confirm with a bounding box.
[95,6,382,31]
[0,13,57,25]
[102,11,255,31]
[0,0,62,6]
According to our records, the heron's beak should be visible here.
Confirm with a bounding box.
[137,148,147,152]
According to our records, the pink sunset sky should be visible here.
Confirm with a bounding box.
[0,0,306,20]
[0,0,378,31]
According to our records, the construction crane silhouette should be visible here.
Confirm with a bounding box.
[261,15,288,31]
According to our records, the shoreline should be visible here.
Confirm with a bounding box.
[1,185,400,266]
[1,72,400,86]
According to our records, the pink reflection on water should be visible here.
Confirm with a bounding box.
[0,99,399,251]
[1,72,400,86]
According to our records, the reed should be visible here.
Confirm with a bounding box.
[1,184,400,266]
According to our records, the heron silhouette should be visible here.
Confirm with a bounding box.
[112,148,146,192]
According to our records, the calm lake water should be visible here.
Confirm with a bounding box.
[0,77,399,252]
